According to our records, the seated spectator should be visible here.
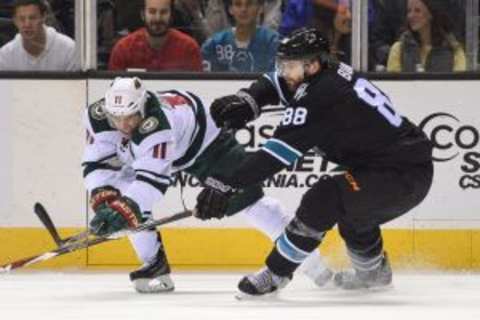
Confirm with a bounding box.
[387,0,466,72]
[205,0,282,35]
[278,0,313,37]
[108,0,202,72]
[113,0,208,45]
[0,0,79,71]
[278,0,348,36]
[307,1,352,64]
[370,0,465,71]
[279,0,352,64]
[201,0,279,72]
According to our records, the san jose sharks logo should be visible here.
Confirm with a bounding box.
[294,84,309,101]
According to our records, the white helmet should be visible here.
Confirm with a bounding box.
[104,77,147,117]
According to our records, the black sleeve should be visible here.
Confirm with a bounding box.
[225,150,285,188]
[225,124,317,189]
[241,74,281,110]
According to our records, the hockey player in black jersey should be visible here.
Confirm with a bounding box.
[194,28,434,297]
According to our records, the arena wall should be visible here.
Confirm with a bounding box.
[1,78,479,270]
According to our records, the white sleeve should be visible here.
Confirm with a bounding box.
[82,109,123,192]
[65,42,80,71]
[123,131,176,213]
[0,48,8,71]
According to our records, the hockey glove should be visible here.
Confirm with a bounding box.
[210,92,258,130]
[195,176,235,220]
[90,186,121,212]
[90,196,144,236]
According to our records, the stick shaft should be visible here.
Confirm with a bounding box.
[1,209,193,273]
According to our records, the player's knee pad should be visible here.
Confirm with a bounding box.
[295,176,342,232]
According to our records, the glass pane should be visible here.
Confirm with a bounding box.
[276,0,352,65]
[0,0,79,71]
[98,0,118,70]
[0,1,16,48]
[106,0,208,72]
[202,0,281,73]
[369,0,467,72]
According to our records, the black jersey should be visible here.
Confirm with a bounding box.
[247,62,432,169]
[226,63,433,188]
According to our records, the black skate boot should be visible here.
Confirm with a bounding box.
[129,242,174,293]
[334,252,392,290]
[236,267,292,299]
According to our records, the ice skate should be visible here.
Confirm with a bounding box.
[129,244,174,293]
[236,267,292,300]
[334,252,392,290]
[304,267,334,287]
[299,251,334,287]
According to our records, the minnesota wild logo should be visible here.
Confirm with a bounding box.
[139,117,159,134]
[90,99,106,121]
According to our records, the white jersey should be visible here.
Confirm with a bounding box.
[82,90,221,213]
[0,26,79,71]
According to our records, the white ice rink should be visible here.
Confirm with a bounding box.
[1,271,480,320]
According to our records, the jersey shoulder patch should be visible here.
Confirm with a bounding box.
[131,102,171,145]
[87,98,114,133]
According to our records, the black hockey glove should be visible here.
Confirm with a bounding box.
[195,177,235,220]
[210,92,258,130]
[90,196,144,236]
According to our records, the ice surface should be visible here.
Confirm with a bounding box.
[1,271,479,320]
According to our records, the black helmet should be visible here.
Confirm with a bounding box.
[277,28,330,62]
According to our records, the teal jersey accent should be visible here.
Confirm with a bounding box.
[262,138,302,166]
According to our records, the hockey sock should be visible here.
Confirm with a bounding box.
[129,229,162,264]
[266,219,326,277]
[239,196,291,240]
[346,230,384,272]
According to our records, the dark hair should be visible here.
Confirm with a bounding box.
[13,0,48,16]
[141,0,175,12]
[406,0,454,47]
[228,0,265,5]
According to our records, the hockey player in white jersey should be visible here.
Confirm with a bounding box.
[82,77,333,293]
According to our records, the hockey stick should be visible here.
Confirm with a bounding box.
[0,209,193,273]
[34,202,90,247]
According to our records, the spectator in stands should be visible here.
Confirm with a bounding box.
[386,0,466,72]
[201,0,279,72]
[0,0,79,71]
[316,0,352,63]
[278,0,347,37]
[370,0,465,71]
[205,0,282,35]
[278,0,352,64]
[113,0,209,45]
[108,0,202,71]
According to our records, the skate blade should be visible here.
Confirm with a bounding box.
[235,290,279,301]
[133,278,175,294]
[337,283,394,292]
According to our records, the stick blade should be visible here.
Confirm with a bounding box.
[34,202,46,216]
